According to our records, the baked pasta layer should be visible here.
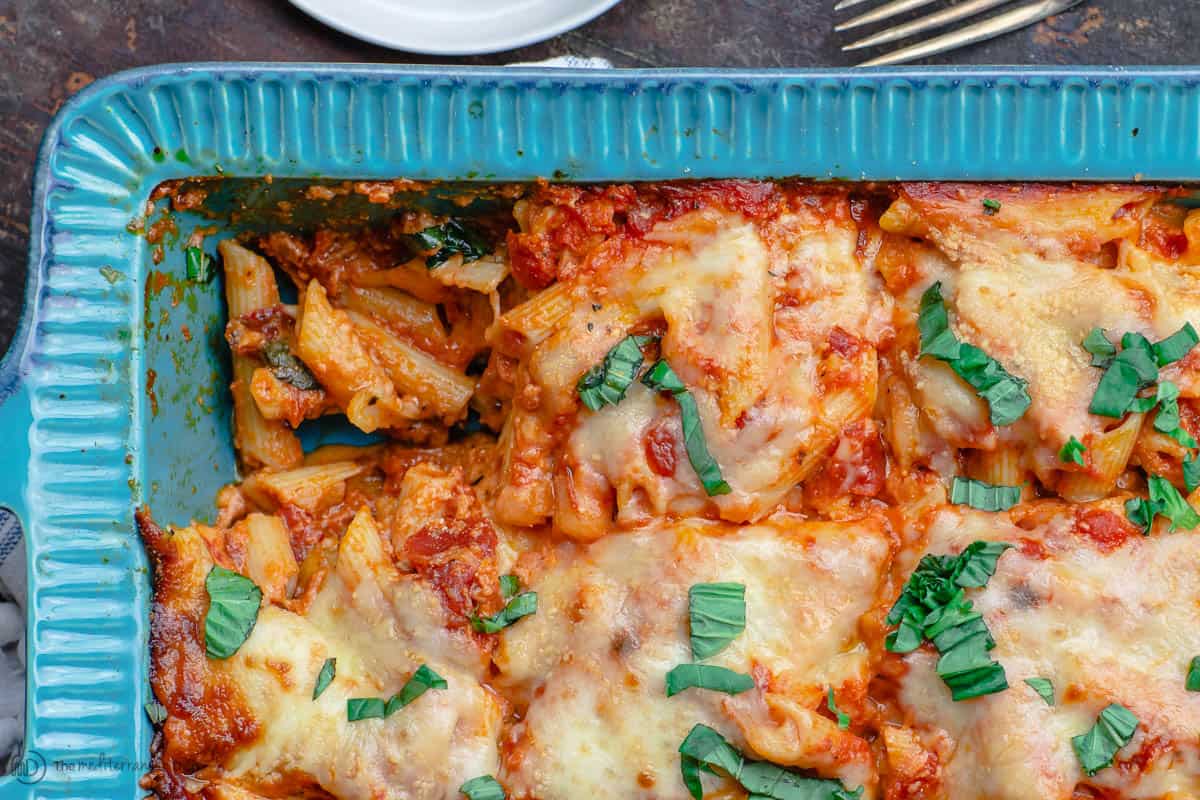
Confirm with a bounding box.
[140,181,1200,800]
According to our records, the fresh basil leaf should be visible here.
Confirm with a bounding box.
[459,775,505,800]
[1072,704,1139,776]
[1059,436,1087,466]
[577,335,654,411]
[185,246,215,284]
[884,542,1010,700]
[1153,322,1199,366]
[949,477,1021,512]
[737,760,864,800]
[1187,656,1200,692]
[386,664,447,714]
[917,282,961,361]
[1185,454,1200,495]
[499,574,520,599]
[1090,335,1159,418]
[826,688,850,730]
[144,699,168,725]
[689,582,746,660]
[410,220,492,268]
[1149,474,1200,531]
[981,198,1001,215]
[312,657,336,700]
[262,339,319,391]
[951,343,1031,427]
[884,609,925,654]
[347,697,386,721]
[1083,328,1117,367]
[204,566,262,660]
[951,541,1014,588]
[917,284,1030,426]
[643,359,732,496]
[1024,677,1055,706]
[665,664,755,698]
[1125,497,1157,535]
[1151,381,1199,447]
[680,754,705,800]
[678,724,863,800]
[470,591,538,634]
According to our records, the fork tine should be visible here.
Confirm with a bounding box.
[834,0,875,11]
[857,0,1086,66]
[835,0,939,32]
[843,0,1012,51]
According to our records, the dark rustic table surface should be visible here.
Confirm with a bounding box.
[0,0,1189,354]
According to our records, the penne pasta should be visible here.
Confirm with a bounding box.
[228,513,298,604]
[339,285,447,346]
[349,256,452,304]
[220,240,302,470]
[497,281,574,353]
[346,311,474,421]
[295,280,417,433]
[1059,413,1144,502]
[428,251,509,295]
[249,367,334,427]
[241,460,367,513]
[972,446,1024,488]
[220,239,281,315]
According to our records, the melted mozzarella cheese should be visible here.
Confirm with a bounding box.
[544,205,888,536]
[169,510,502,799]
[496,515,892,799]
[893,506,1200,800]
[889,185,1200,452]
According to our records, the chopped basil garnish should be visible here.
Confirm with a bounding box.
[1072,704,1138,776]
[688,582,746,660]
[499,574,520,600]
[826,688,850,730]
[312,657,336,700]
[949,477,1021,512]
[1126,474,1200,534]
[262,340,319,391]
[981,198,1001,215]
[918,283,1031,426]
[385,664,447,714]
[1152,322,1199,366]
[204,566,262,660]
[185,246,215,284]
[346,697,386,722]
[410,220,491,268]
[678,724,863,800]
[643,359,732,495]
[1024,677,1055,706]
[1185,454,1200,494]
[665,664,755,698]
[1187,657,1200,692]
[460,775,506,800]
[1059,436,1087,466]
[144,699,168,725]
[1083,328,1117,367]
[1088,332,1161,418]
[885,541,1012,701]
[577,335,654,411]
[1150,381,1198,447]
[470,591,537,633]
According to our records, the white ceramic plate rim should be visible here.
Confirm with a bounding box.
[288,0,623,55]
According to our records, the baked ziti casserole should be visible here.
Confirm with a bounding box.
[138,181,1200,800]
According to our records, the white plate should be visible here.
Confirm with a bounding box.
[289,0,623,55]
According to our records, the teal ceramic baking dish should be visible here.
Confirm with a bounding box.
[4,63,1200,798]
